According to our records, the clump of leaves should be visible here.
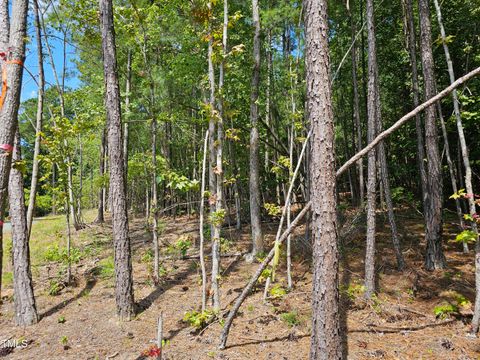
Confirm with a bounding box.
[141,345,161,358]
[280,311,300,327]
[183,309,216,330]
[58,316,66,324]
[264,203,281,217]
[453,230,478,245]
[269,284,287,299]
[209,209,226,227]
[434,303,458,319]
[341,282,366,300]
[44,245,83,265]
[141,249,154,263]
[258,268,272,284]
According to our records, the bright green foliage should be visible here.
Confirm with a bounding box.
[183,309,216,330]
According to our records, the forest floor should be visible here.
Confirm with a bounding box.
[1,207,479,359]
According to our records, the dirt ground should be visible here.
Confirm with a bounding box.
[1,209,479,359]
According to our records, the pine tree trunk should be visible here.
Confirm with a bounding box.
[418,0,445,270]
[99,0,135,319]
[9,129,38,326]
[123,49,132,181]
[365,0,378,298]
[0,0,28,302]
[305,0,342,358]
[249,0,263,256]
[26,0,45,239]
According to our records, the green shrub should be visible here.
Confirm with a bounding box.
[183,309,216,330]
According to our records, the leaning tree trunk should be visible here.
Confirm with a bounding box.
[99,0,135,320]
[305,0,342,358]
[0,0,28,301]
[27,0,45,239]
[249,0,263,257]
[418,0,445,270]
[10,127,38,326]
[364,0,379,299]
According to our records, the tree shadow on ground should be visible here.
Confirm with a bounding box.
[40,274,98,320]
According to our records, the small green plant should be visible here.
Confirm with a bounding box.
[258,268,272,284]
[48,279,63,296]
[453,230,478,245]
[60,335,69,350]
[141,249,154,263]
[58,316,66,324]
[44,245,83,265]
[341,282,366,300]
[434,303,458,319]
[247,304,255,312]
[220,237,232,253]
[264,203,281,217]
[183,309,216,330]
[269,284,287,299]
[209,209,226,227]
[280,311,300,327]
[175,237,192,257]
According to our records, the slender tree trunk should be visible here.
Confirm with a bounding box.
[305,0,342,358]
[9,129,38,326]
[365,0,379,298]
[403,0,428,211]
[249,0,263,257]
[0,0,28,302]
[199,130,209,312]
[40,11,80,230]
[27,0,45,238]
[123,49,132,180]
[207,1,216,221]
[152,117,160,283]
[432,0,480,331]
[350,4,364,206]
[96,129,106,223]
[99,0,135,319]
[418,0,445,270]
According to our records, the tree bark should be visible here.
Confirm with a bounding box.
[199,130,209,312]
[26,0,45,239]
[99,0,135,319]
[10,129,38,326]
[305,0,342,358]
[123,49,132,180]
[365,0,378,298]
[418,0,445,270]
[249,0,263,256]
[0,0,28,301]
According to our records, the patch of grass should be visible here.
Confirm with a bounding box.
[280,311,300,327]
[1,271,13,286]
[98,256,115,279]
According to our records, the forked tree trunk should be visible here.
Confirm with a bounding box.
[0,0,28,301]
[10,130,38,326]
[99,0,135,319]
[418,0,445,270]
[305,0,342,358]
[27,0,45,239]
[249,0,263,257]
